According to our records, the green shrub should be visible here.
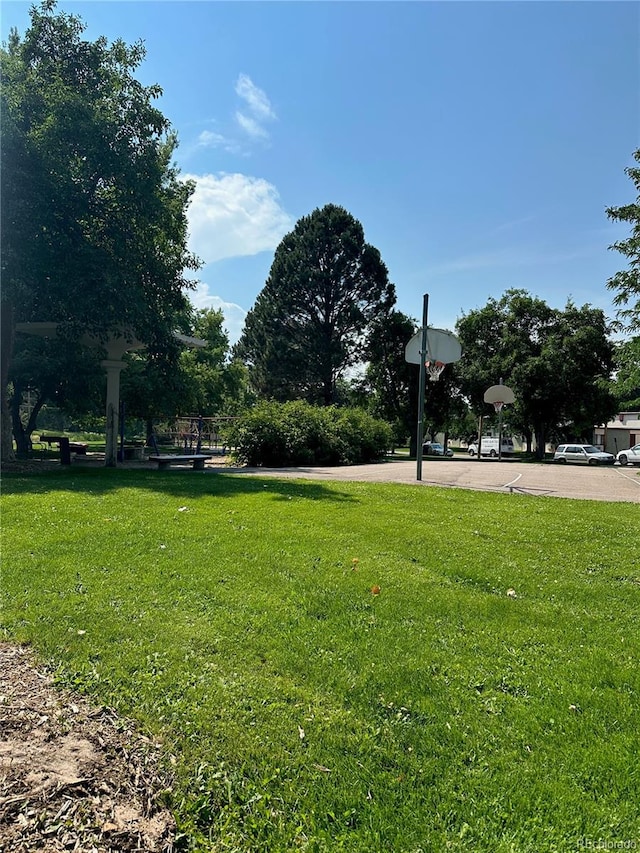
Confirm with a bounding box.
[335,407,393,464]
[231,401,392,466]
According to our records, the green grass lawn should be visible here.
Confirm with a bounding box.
[2,468,638,852]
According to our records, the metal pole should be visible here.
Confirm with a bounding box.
[498,377,503,461]
[416,293,429,481]
[196,415,203,455]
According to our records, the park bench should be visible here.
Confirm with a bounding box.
[148,454,212,470]
[39,435,88,465]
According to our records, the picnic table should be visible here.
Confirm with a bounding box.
[39,435,88,465]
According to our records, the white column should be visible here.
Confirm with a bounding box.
[101,359,126,467]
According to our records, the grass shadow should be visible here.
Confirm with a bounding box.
[0,466,358,503]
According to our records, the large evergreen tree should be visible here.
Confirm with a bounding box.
[236,204,396,405]
[1,1,198,459]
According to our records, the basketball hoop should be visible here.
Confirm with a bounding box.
[484,384,515,409]
[425,360,446,382]
[405,328,462,369]
[406,306,463,484]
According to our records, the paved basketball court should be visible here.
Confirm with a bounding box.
[222,458,640,503]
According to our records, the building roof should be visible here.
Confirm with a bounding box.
[599,412,640,430]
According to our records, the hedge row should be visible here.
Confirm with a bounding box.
[230,401,393,467]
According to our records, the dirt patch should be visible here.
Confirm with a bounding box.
[0,643,177,852]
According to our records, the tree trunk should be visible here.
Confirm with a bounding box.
[11,383,47,458]
[1,302,16,463]
[322,373,334,406]
[11,381,29,458]
[534,425,546,460]
[523,429,533,454]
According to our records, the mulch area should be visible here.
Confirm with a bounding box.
[0,644,177,852]
[1,459,62,475]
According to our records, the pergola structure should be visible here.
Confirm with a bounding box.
[15,322,204,467]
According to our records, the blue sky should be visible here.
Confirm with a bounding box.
[2,1,638,344]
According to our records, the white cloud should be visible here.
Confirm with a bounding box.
[185,74,276,158]
[234,73,275,141]
[180,127,241,161]
[235,111,269,140]
[190,287,247,345]
[184,172,294,264]
[196,129,239,153]
[235,73,275,121]
[197,130,226,148]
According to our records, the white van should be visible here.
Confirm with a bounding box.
[468,437,515,457]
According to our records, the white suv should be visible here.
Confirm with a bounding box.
[553,444,615,465]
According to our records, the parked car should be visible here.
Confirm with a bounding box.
[422,441,453,457]
[616,443,640,466]
[467,437,515,457]
[553,444,615,465]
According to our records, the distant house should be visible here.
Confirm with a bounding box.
[593,412,640,455]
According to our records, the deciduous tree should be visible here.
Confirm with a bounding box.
[456,290,617,457]
[613,337,640,410]
[121,308,251,442]
[179,308,251,417]
[422,364,471,449]
[9,335,103,456]
[364,310,418,445]
[1,1,198,459]
[607,149,640,332]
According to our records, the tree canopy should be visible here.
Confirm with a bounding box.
[178,308,251,417]
[613,337,640,411]
[118,308,250,442]
[1,1,198,457]
[363,310,418,445]
[236,204,396,405]
[607,149,640,332]
[456,290,617,456]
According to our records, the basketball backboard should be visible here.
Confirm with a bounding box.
[484,384,515,405]
[405,328,462,366]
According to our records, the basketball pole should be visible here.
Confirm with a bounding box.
[416,293,429,481]
[497,377,504,461]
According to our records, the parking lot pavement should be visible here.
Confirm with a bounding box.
[222,458,640,503]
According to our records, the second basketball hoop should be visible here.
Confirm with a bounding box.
[484,383,515,409]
